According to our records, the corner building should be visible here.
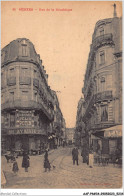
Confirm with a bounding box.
[81,13,122,161]
[1,38,55,154]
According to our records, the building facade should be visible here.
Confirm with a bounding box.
[51,91,66,148]
[66,128,75,145]
[1,38,65,154]
[75,98,88,149]
[76,9,122,162]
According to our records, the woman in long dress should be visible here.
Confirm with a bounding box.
[22,152,30,172]
[44,150,51,172]
[12,157,19,174]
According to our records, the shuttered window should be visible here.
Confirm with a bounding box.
[108,102,113,121]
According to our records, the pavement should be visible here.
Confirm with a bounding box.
[1,146,122,189]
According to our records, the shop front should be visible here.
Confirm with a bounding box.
[104,125,122,164]
[2,128,48,155]
[90,125,122,164]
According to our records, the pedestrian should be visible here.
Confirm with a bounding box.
[81,147,87,163]
[72,147,79,165]
[89,148,94,168]
[1,170,6,188]
[22,152,30,172]
[12,157,19,175]
[44,149,51,172]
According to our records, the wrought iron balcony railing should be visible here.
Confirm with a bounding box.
[82,91,113,121]
[1,99,54,121]
[94,90,113,103]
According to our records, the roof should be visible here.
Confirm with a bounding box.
[1,38,41,67]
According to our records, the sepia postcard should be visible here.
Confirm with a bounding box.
[1,1,123,195]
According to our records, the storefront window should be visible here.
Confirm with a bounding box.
[10,113,15,127]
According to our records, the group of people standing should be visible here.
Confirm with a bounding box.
[12,152,30,174]
[12,150,51,174]
[12,146,94,175]
[72,146,94,168]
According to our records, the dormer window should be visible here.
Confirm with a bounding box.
[99,27,104,36]
[21,39,28,56]
[99,51,105,65]
[22,44,28,56]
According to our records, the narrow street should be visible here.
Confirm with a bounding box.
[2,146,122,189]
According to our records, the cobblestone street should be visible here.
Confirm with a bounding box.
[2,146,122,189]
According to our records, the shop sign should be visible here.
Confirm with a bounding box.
[104,130,122,138]
[8,129,44,135]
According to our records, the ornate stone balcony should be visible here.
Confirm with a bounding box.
[92,33,114,50]
[1,99,54,121]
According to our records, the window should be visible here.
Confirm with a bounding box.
[21,68,28,76]
[106,75,113,90]
[1,72,3,82]
[34,70,37,78]
[99,27,104,36]
[34,92,37,102]
[1,95,3,104]
[1,51,5,62]
[1,114,4,124]
[99,51,105,65]
[10,113,15,127]
[9,92,14,102]
[100,77,106,91]
[101,105,108,122]
[22,91,28,101]
[22,45,28,56]
[10,68,15,77]
[1,72,5,88]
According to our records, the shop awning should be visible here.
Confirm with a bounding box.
[104,125,122,138]
[91,134,101,140]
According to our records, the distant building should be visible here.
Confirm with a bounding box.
[76,6,122,161]
[66,128,75,145]
[49,90,66,148]
[1,38,65,154]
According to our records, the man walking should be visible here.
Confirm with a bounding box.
[72,147,79,165]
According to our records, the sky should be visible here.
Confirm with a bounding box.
[1,1,122,128]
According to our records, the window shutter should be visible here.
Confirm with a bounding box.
[108,102,113,121]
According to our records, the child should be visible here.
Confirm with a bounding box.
[12,158,19,174]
